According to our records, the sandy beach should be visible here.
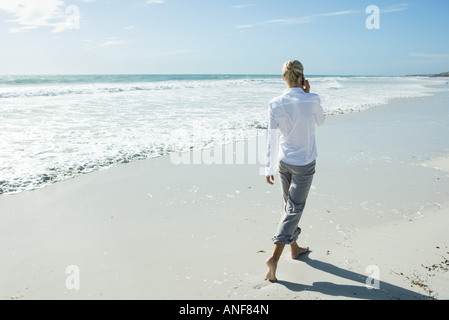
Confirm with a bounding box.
[1,91,449,300]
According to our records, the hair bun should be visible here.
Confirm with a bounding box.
[282,60,304,84]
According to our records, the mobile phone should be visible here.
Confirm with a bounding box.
[301,74,305,86]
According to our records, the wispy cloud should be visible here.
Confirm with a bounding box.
[236,9,360,29]
[381,3,409,13]
[236,24,257,29]
[140,49,195,59]
[0,0,79,33]
[317,10,360,17]
[81,38,128,50]
[409,52,449,60]
[147,0,164,3]
[101,39,126,47]
[231,4,254,9]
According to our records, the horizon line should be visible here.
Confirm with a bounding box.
[0,73,429,77]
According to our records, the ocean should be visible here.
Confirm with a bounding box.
[0,74,448,195]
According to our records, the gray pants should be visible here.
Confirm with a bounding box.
[272,160,316,245]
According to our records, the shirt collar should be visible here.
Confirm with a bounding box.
[284,87,305,94]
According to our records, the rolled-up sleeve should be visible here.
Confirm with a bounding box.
[265,105,279,176]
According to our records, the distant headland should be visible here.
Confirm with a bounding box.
[433,71,449,77]
[406,71,449,77]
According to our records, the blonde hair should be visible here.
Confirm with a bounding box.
[282,60,304,84]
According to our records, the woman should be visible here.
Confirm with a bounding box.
[265,60,325,282]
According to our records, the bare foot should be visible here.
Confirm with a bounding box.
[291,246,309,259]
[265,257,278,282]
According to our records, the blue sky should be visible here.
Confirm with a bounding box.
[0,0,448,75]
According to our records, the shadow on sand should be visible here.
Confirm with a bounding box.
[275,252,433,300]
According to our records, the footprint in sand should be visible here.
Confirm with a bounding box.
[253,282,272,290]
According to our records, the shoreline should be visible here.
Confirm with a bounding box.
[1,75,448,196]
[1,91,449,300]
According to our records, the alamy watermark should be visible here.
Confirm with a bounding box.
[169,130,269,175]
[65,5,80,30]
[366,5,380,30]
[365,265,380,290]
[65,265,80,292]
[62,263,380,293]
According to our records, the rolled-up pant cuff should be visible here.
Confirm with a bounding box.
[272,227,301,245]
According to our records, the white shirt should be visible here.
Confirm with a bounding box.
[265,87,325,176]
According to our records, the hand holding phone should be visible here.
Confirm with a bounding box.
[301,74,310,93]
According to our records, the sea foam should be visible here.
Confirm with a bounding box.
[0,75,447,194]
